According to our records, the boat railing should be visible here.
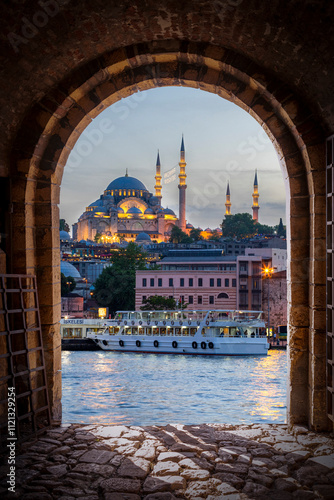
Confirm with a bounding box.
[113,310,259,322]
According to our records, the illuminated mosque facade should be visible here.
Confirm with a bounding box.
[72,138,188,243]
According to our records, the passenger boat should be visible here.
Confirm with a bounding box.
[87,310,269,356]
[61,318,105,350]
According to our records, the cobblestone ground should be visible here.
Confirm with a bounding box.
[1,423,334,499]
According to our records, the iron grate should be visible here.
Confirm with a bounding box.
[0,274,51,450]
[326,135,334,422]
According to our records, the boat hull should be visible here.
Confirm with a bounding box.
[91,336,269,356]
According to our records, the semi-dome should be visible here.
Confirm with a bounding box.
[106,175,147,192]
[60,230,71,241]
[135,232,151,242]
[117,207,124,213]
[163,208,176,216]
[144,208,154,214]
[61,261,81,279]
[127,206,142,214]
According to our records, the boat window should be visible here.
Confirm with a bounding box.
[146,328,152,336]
[138,328,144,335]
[183,328,189,336]
[190,328,197,336]
[166,327,173,336]
[230,327,236,336]
[160,328,166,336]
[125,327,131,335]
[175,328,181,336]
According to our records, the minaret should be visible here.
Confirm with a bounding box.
[154,150,162,203]
[225,181,231,215]
[252,169,260,222]
[178,135,187,231]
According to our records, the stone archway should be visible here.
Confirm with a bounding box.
[6,40,326,430]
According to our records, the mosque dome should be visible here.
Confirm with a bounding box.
[163,208,176,216]
[89,199,103,208]
[127,206,142,214]
[149,196,160,205]
[117,207,124,213]
[61,261,81,279]
[135,232,151,242]
[106,175,147,192]
[109,206,118,213]
[144,208,154,214]
[60,230,71,241]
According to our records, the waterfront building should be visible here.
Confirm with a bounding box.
[261,270,287,329]
[61,293,84,318]
[135,248,287,326]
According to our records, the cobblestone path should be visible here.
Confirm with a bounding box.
[1,423,334,499]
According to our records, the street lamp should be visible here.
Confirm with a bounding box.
[261,264,274,337]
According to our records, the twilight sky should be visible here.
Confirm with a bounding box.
[60,87,286,233]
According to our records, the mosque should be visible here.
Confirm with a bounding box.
[72,137,260,244]
[72,138,188,244]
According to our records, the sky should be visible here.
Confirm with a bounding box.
[60,87,286,234]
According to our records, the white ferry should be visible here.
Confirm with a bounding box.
[87,310,269,356]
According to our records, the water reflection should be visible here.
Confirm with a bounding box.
[62,350,287,425]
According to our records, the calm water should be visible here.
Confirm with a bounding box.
[62,350,287,425]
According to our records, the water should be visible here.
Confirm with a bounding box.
[62,350,287,426]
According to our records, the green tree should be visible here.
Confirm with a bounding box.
[221,213,256,238]
[210,230,221,241]
[140,295,179,310]
[255,223,275,235]
[276,218,286,237]
[61,273,76,296]
[93,242,148,313]
[94,232,102,243]
[60,219,70,233]
[169,225,193,244]
[190,227,203,241]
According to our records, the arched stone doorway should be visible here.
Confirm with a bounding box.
[0,1,331,432]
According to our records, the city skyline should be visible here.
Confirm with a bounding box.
[60,87,286,234]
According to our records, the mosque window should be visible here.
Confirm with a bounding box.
[123,190,126,196]
[132,191,135,196]
[119,190,122,195]
[140,191,143,196]
[111,191,113,196]
[128,190,130,196]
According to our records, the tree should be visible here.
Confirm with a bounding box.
[140,295,179,310]
[210,230,221,241]
[276,218,286,238]
[190,227,203,241]
[60,219,70,233]
[221,213,256,238]
[94,232,102,243]
[61,273,76,296]
[169,225,193,244]
[93,242,148,313]
[255,223,275,235]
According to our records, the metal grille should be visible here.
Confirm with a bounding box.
[0,274,51,449]
[327,135,334,422]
